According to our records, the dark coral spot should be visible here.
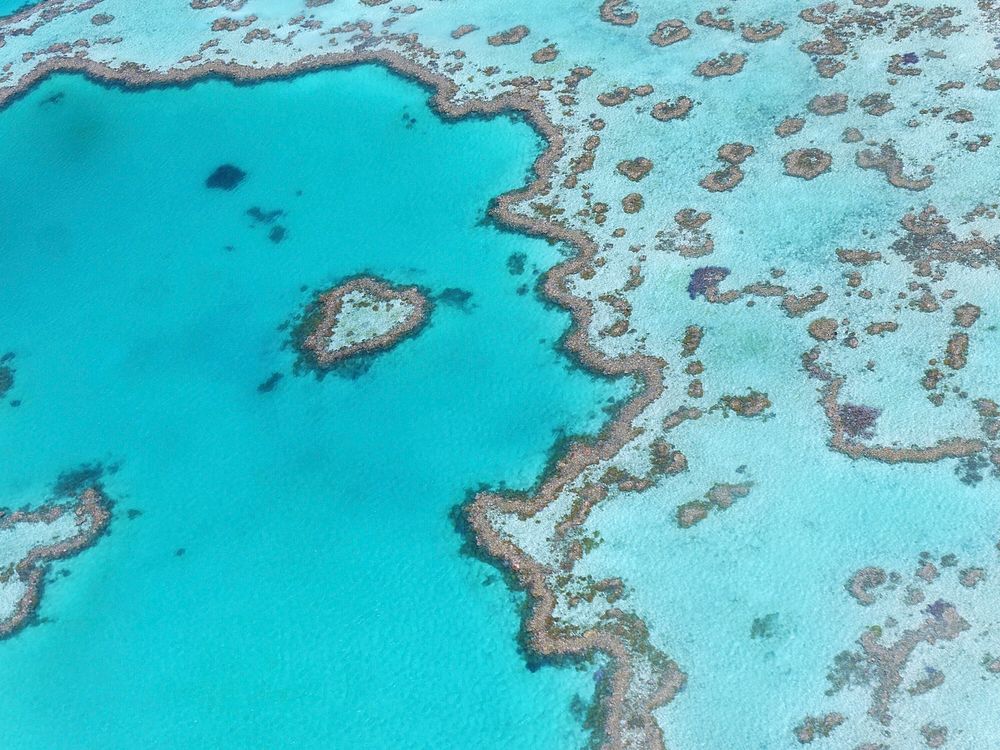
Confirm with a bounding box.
[507,252,527,275]
[52,462,106,497]
[437,287,474,310]
[751,613,779,639]
[687,266,730,299]
[257,372,283,393]
[956,453,988,485]
[246,207,284,224]
[0,364,13,399]
[838,403,881,439]
[205,164,247,190]
[924,599,950,619]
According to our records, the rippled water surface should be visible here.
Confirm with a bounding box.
[0,66,625,749]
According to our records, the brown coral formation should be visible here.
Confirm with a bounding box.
[695,10,733,31]
[741,20,784,42]
[819,379,984,463]
[675,210,711,231]
[794,713,845,743]
[960,567,985,587]
[921,724,948,747]
[450,24,477,39]
[705,482,751,508]
[699,164,743,192]
[860,92,894,116]
[856,144,932,191]
[651,97,694,121]
[775,117,805,137]
[944,332,968,370]
[810,552,1000,743]
[815,58,846,78]
[719,390,771,417]
[863,601,968,725]
[676,501,710,528]
[487,25,529,46]
[649,19,690,47]
[847,566,888,605]
[953,304,981,328]
[782,290,829,317]
[699,143,754,192]
[616,157,653,181]
[676,482,752,528]
[599,0,638,26]
[622,192,644,213]
[597,85,652,107]
[783,148,832,179]
[211,15,256,32]
[297,275,429,368]
[895,207,1000,270]
[531,44,558,64]
[837,248,882,266]
[681,325,704,357]
[865,321,898,336]
[808,317,839,341]
[808,93,848,115]
[718,142,754,164]
[658,211,715,257]
[693,52,746,78]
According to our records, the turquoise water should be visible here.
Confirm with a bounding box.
[0,0,29,17]
[0,67,625,748]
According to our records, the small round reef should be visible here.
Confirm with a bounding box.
[296,275,430,369]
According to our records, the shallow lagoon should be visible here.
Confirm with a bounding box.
[0,66,625,748]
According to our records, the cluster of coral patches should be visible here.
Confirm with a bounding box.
[464,333,687,749]
[686,263,828,317]
[797,206,1000,475]
[675,481,752,528]
[779,0,1000,191]
[7,0,1000,746]
[294,275,430,370]
[556,0,1000,266]
[680,197,1000,477]
[590,0,1000,196]
[797,1,964,80]
[796,551,1000,747]
[0,485,111,639]
[466,316,775,748]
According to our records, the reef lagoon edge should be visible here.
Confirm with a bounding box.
[0,46,673,748]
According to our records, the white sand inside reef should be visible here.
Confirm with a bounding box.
[0,511,82,621]
[325,289,416,355]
